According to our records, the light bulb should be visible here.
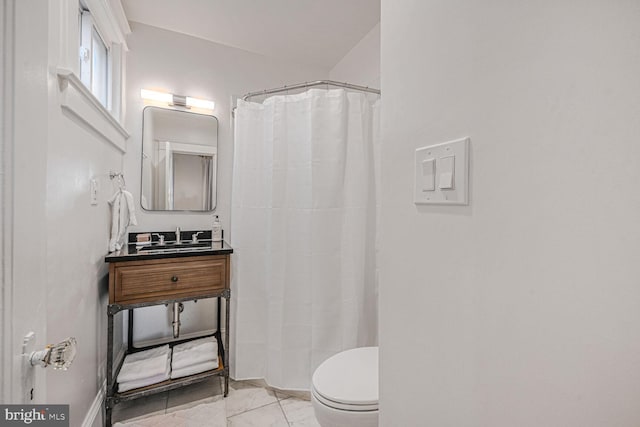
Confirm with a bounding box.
[186,96,215,110]
[140,89,173,104]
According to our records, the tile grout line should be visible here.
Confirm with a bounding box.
[277,397,292,425]
[226,399,282,421]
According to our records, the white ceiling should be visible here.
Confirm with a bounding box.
[121,0,380,69]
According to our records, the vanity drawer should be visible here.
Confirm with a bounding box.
[110,255,229,304]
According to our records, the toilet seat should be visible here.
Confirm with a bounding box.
[311,347,378,412]
[312,387,379,412]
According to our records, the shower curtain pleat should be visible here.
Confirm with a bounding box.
[231,89,379,391]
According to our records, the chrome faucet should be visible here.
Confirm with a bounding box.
[191,231,205,243]
[152,233,166,245]
[175,226,181,244]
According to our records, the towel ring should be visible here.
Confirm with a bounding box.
[109,171,126,189]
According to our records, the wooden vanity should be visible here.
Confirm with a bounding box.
[104,242,232,426]
[109,255,229,305]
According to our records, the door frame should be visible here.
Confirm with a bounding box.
[1,0,16,404]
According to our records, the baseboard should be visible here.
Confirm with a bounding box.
[82,379,106,427]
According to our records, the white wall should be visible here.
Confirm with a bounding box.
[6,1,126,426]
[124,22,328,342]
[125,22,328,237]
[379,2,640,426]
[5,0,51,407]
[47,2,125,425]
[329,23,380,89]
[0,0,7,402]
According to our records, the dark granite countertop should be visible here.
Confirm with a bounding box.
[105,240,233,263]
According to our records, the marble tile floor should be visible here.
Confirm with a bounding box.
[112,378,320,427]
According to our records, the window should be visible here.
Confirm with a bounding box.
[79,9,110,108]
[57,0,129,149]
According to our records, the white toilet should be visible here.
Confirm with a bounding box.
[311,346,379,427]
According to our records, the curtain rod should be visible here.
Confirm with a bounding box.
[242,80,380,101]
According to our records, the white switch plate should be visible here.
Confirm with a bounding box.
[414,137,469,205]
[90,179,98,205]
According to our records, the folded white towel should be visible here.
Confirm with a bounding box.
[172,337,218,370]
[170,359,218,380]
[117,345,171,383]
[119,356,170,392]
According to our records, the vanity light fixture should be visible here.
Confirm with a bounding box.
[140,89,215,111]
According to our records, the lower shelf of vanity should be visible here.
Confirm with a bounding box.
[109,332,226,403]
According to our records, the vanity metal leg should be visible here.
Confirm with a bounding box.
[106,306,114,426]
[105,399,113,427]
[224,291,230,397]
[127,309,134,352]
[217,297,221,332]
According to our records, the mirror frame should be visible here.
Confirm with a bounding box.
[140,105,219,212]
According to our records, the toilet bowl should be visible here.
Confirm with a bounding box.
[311,346,378,427]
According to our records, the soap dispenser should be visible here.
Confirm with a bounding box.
[212,215,222,242]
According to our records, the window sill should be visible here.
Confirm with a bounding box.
[56,68,129,152]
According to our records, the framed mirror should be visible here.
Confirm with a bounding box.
[141,106,218,211]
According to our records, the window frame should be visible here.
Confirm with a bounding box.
[55,0,130,150]
[79,7,111,110]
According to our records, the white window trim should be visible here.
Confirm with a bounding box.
[57,68,129,152]
[82,0,130,48]
[55,0,130,151]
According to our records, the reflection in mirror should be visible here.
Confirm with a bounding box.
[141,106,218,211]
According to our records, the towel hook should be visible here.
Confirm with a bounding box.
[109,171,126,189]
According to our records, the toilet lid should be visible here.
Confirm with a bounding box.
[312,347,378,408]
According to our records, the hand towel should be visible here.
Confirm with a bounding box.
[118,356,170,392]
[171,337,218,370]
[108,191,121,252]
[122,190,138,227]
[170,359,218,380]
[117,345,171,383]
[108,189,138,252]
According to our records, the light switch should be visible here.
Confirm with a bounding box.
[414,137,469,205]
[90,179,99,205]
[438,156,455,189]
[421,158,435,191]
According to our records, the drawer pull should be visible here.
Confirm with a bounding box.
[171,276,179,283]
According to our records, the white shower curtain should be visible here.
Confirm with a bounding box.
[231,88,379,390]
